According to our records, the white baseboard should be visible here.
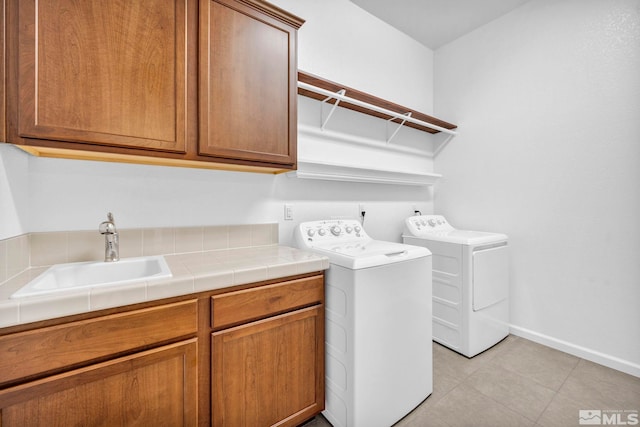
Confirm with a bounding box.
[509,324,640,378]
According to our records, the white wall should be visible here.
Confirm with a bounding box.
[0,145,29,239]
[271,0,434,113]
[22,151,432,244]
[434,0,640,375]
[0,0,436,246]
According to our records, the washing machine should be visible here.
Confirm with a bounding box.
[402,214,509,358]
[295,219,432,427]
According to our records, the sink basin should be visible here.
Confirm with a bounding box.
[11,256,173,299]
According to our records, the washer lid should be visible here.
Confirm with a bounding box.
[310,239,430,269]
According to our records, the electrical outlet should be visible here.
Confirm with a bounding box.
[284,204,293,221]
[358,203,366,214]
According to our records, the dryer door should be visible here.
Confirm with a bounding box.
[472,244,508,311]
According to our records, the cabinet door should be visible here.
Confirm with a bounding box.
[199,0,301,166]
[12,0,192,153]
[1,0,5,142]
[0,340,198,427]
[212,305,324,427]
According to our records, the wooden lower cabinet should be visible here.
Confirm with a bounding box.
[0,273,325,427]
[212,305,324,427]
[0,339,198,427]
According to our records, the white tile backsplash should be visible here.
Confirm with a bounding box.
[228,225,252,248]
[0,224,278,276]
[30,232,68,266]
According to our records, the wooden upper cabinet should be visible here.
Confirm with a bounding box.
[1,0,6,142]
[199,0,303,166]
[12,0,192,153]
[4,0,302,171]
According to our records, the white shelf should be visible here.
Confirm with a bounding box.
[288,160,442,186]
[298,124,433,157]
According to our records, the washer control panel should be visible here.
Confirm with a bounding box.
[405,214,454,235]
[296,219,368,247]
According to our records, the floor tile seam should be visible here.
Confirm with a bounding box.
[531,387,560,425]
[495,358,575,392]
[530,360,585,425]
[488,357,560,395]
[429,380,467,411]
[462,375,550,425]
[536,383,610,427]
[417,386,468,427]
[574,359,640,396]
[555,355,583,393]
[468,357,559,404]
[556,372,640,410]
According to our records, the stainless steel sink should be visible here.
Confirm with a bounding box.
[11,256,172,299]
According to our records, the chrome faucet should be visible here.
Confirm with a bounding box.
[99,212,119,262]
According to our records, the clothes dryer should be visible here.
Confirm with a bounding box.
[295,219,432,427]
[403,215,509,357]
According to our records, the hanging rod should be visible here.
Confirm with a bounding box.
[297,81,458,136]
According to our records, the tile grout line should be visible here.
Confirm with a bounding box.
[428,341,516,424]
[460,336,557,425]
[531,354,582,425]
[461,373,542,425]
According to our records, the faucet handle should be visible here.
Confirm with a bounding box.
[99,212,117,234]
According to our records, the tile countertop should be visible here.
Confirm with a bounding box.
[0,245,329,329]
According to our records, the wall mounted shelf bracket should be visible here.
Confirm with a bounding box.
[386,112,412,143]
[321,89,346,130]
[434,133,456,157]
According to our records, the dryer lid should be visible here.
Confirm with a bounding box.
[405,229,508,245]
[403,215,507,245]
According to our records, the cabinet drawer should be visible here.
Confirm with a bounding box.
[0,300,197,386]
[211,275,323,329]
[0,339,198,424]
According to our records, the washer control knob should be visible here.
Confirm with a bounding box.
[330,225,341,236]
[420,220,427,226]
[428,219,437,227]
[345,226,353,233]
[318,228,327,236]
[307,229,316,237]
[354,225,361,233]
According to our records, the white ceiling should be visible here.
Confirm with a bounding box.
[349,0,531,50]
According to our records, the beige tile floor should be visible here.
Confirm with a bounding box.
[305,335,640,427]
